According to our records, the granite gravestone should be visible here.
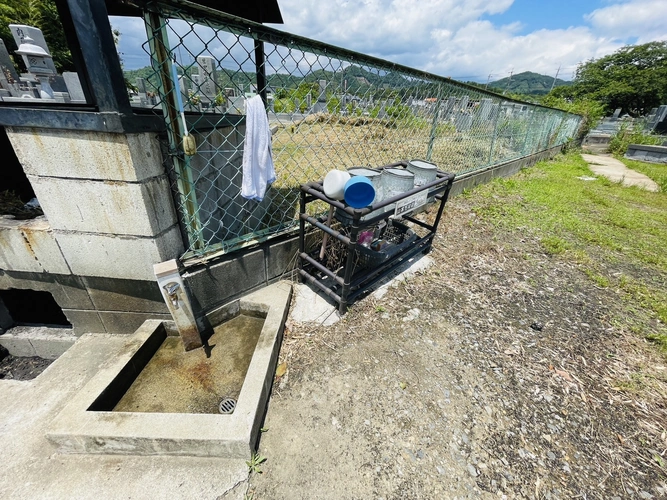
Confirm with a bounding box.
[9,24,58,75]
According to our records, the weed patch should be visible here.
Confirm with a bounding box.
[469,150,667,355]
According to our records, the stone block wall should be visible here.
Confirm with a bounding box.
[1,128,184,334]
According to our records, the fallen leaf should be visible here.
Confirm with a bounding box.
[555,369,573,382]
[653,454,664,468]
[275,362,287,378]
[617,434,624,445]
[399,381,407,390]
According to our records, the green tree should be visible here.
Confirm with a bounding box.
[561,41,667,116]
[540,94,605,139]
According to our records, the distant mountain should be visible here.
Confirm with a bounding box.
[488,71,572,96]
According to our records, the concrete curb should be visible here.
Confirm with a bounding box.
[46,281,292,458]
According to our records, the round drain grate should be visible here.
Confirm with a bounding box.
[219,397,237,414]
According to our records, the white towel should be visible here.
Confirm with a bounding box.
[241,95,276,202]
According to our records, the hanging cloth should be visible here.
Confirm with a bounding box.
[241,95,276,201]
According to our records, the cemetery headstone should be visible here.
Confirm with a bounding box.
[0,39,21,95]
[478,98,493,121]
[63,71,85,102]
[196,56,218,103]
[458,95,469,112]
[9,25,58,74]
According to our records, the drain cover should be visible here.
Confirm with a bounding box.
[218,397,237,414]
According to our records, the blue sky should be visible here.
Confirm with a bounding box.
[482,0,599,34]
[112,0,667,82]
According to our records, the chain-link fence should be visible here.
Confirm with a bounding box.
[134,0,581,259]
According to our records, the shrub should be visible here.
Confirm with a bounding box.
[608,124,663,155]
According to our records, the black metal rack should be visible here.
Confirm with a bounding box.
[298,161,455,313]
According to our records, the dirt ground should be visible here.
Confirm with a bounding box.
[0,345,53,380]
[248,194,667,499]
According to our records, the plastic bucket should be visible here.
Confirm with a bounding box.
[407,159,437,186]
[348,167,383,204]
[344,176,376,208]
[323,170,351,200]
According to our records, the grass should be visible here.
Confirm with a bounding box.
[619,156,667,193]
[246,453,267,474]
[469,150,667,351]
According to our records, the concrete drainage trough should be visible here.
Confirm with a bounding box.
[46,281,291,459]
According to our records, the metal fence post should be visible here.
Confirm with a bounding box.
[487,101,502,164]
[426,88,442,161]
[254,39,268,107]
[144,10,203,250]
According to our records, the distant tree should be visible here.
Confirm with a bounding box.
[560,41,667,116]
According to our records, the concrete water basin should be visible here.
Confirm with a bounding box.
[46,281,291,458]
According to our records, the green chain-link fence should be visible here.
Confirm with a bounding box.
[133,0,581,259]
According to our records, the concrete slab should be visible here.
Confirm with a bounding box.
[46,281,292,459]
[0,217,70,274]
[290,283,341,326]
[581,154,660,192]
[0,325,76,359]
[7,128,164,182]
[371,255,434,299]
[0,332,248,500]
[54,224,184,281]
[290,255,434,326]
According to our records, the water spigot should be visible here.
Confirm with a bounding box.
[163,282,181,309]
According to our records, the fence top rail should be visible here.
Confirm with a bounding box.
[126,0,580,117]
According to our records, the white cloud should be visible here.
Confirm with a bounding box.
[586,0,667,43]
[271,0,666,81]
[111,0,667,81]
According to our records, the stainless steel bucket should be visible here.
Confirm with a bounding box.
[382,168,414,200]
[407,159,437,186]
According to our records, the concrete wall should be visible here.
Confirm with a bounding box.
[183,234,300,317]
[449,144,565,197]
[1,128,184,334]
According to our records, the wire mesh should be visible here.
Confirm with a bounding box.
[135,1,582,259]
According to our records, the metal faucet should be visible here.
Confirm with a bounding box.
[163,282,181,309]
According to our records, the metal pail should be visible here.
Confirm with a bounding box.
[382,168,414,200]
[407,159,437,186]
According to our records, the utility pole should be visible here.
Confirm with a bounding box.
[549,65,561,92]
[504,69,513,95]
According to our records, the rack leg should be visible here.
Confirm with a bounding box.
[339,221,360,314]
[298,190,306,283]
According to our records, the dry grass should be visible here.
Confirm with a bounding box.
[270,114,525,190]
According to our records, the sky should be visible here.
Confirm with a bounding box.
[112,0,667,82]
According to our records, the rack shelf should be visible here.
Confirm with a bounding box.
[298,161,455,313]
